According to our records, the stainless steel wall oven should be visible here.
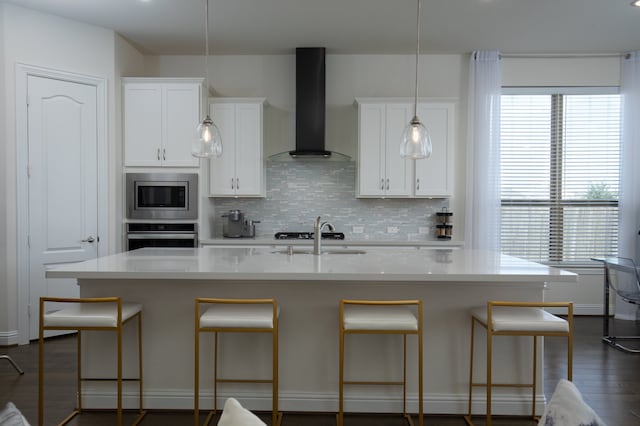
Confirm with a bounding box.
[126,223,198,251]
[126,173,198,220]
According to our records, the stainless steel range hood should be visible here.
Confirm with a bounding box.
[269,47,351,162]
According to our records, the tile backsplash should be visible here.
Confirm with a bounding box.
[208,161,449,241]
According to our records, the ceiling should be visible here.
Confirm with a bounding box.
[4,0,639,56]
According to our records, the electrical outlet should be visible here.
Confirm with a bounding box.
[352,226,364,234]
[418,227,429,234]
[387,226,399,234]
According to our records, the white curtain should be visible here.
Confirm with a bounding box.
[465,51,502,251]
[617,51,640,320]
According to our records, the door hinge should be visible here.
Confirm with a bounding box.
[27,163,31,178]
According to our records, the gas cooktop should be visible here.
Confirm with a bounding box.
[274,232,345,240]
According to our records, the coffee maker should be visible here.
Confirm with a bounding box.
[222,209,259,238]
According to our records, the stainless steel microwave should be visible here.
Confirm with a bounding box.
[126,173,198,220]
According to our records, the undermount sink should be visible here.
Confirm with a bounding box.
[271,249,366,255]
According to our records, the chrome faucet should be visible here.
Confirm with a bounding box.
[313,216,334,255]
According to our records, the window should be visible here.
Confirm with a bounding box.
[500,88,621,264]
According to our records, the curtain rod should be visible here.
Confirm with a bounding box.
[501,53,621,59]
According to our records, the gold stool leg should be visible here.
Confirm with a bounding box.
[464,317,476,426]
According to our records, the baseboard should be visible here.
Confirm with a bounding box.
[0,330,19,347]
[547,303,607,316]
[81,389,547,416]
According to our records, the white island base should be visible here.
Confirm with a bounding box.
[47,247,577,417]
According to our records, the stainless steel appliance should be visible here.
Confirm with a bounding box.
[126,173,198,220]
[222,209,260,238]
[126,223,198,250]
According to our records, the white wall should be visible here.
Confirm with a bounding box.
[0,4,143,344]
[114,35,146,251]
[0,3,9,336]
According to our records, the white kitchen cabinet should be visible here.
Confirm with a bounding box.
[357,102,412,197]
[356,98,455,198]
[209,98,265,197]
[414,102,455,197]
[123,78,202,167]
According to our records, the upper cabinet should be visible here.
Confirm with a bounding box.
[356,98,455,198]
[208,98,266,198]
[123,78,203,167]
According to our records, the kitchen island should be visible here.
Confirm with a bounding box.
[46,247,577,416]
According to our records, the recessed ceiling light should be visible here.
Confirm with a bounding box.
[632,0,640,6]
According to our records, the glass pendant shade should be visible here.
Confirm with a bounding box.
[400,115,432,159]
[193,114,222,158]
[192,0,222,159]
[400,0,432,160]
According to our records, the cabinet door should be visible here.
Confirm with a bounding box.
[234,103,264,197]
[163,84,200,167]
[124,84,162,166]
[384,103,412,196]
[414,102,454,197]
[357,103,386,196]
[209,104,237,196]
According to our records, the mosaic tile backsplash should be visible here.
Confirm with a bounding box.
[208,161,449,241]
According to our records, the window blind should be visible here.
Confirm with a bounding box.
[500,92,621,264]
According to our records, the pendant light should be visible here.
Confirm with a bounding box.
[400,0,432,159]
[192,0,222,158]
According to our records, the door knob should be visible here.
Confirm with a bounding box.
[81,236,95,243]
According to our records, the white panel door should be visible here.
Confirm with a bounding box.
[234,103,263,196]
[27,75,99,338]
[209,103,237,196]
[164,84,200,167]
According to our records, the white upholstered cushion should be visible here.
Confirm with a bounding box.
[43,302,142,328]
[200,304,278,329]
[471,306,569,333]
[537,379,606,426]
[343,305,418,331]
[0,402,30,426]
[216,398,266,426]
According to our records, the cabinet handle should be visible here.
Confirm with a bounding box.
[163,149,166,161]
[416,178,420,190]
[386,178,390,190]
[231,178,235,189]
[236,178,239,190]
[157,148,160,161]
[380,179,385,190]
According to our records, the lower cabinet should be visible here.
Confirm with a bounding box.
[356,98,455,198]
[209,98,266,197]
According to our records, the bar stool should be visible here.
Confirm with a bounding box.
[464,301,574,426]
[194,298,282,426]
[338,299,423,426]
[38,296,145,426]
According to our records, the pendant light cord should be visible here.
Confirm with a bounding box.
[204,0,210,95]
[413,0,421,118]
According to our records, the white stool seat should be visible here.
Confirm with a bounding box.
[470,306,569,333]
[44,302,143,328]
[343,305,418,331]
[200,304,279,329]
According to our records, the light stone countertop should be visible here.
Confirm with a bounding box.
[46,247,577,284]
[199,238,465,247]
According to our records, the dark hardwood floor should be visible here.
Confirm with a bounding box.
[1,317,638,425]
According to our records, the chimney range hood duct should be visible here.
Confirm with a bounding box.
[270,47,351,162]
